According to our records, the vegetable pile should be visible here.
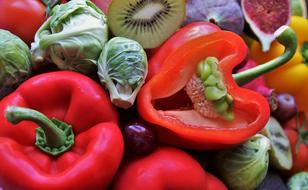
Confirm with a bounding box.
[0,0,307,189]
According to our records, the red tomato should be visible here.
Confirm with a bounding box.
[283,112,308,175]
[91,0,112,14]
[0,0,46,46]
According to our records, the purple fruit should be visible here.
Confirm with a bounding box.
[123,121,157,155]
[273,93,297,123]
[241,0,291,51]
[185,0,244,34]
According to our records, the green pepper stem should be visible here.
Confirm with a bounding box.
[5,106,74,156]
[233,26,298,86]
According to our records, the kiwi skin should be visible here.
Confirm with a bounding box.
[108,0,186,49]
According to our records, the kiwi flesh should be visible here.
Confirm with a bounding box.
[108,0,186,49]
[261,116,293,170]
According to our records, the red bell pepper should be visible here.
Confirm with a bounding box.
[283,112,308,175]
[0,71,124,190]
[147,21,220,80]
[112,147,227,190]
[137,22,297,149]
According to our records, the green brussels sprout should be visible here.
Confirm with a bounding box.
[31,0,108,74]
[215,134,271,190]
[97,37,148,109]
[0,29,31,98]
[287,172,308,190]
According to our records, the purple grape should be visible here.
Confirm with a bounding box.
[123,122,157,155]
[272,93,297,123]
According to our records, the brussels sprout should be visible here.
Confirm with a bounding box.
[287,172,308,190]
[0,29,31,98]
[31,0,108,74]
[97,37,148,109]
[215,134,271,190]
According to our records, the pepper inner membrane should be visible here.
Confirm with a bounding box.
[153,57,257,129]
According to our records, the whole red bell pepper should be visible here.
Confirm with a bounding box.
[112,146,227,190]
[283,112,308,175]
[0,71,124,190]
[137,22,297,149]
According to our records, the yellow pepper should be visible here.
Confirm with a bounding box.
[250,16,308,111]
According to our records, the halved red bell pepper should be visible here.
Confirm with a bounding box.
[137,22,297,149]
[147,21,220,80]
[0,71,124,190]
[112,146,227,190]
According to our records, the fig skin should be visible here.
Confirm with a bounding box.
[185,0,245,34]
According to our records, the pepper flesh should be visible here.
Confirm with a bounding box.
[250,16,308,111]
[0,71,124,190]
[137,22,270,149]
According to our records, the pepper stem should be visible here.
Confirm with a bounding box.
[233,26,298,86]
[5,106,74,156]
[41,0,63,16]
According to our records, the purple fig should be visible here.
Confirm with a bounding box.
[185,0,244,34]
[241,0,291,52]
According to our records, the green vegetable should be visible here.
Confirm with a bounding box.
[0,29,31,98]
[215,134,271,190]
[31,0,108,74]
[97,37,148,109]
[287,172,308,190]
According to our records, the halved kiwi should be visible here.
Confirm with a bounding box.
[261,116,293,170]
[108,0,186,49]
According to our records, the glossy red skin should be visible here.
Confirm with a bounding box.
[0,0,46,45]
[283,113,308,175]
[147,22,220,80]
[112,147,227,190]
[92,0,112,14]
[137,22,270,149]
[0,71,124,190]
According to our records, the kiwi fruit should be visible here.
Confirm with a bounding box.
[261,116,293,170]
[108,0,186,49]
[287,172,308,190]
